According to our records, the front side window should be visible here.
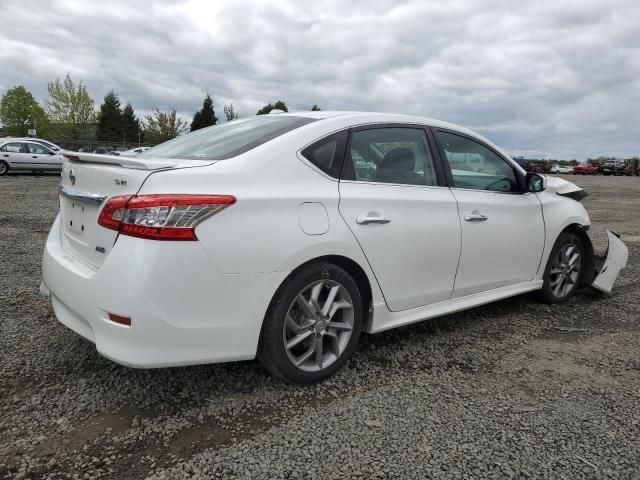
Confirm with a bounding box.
[345,128,437,186]
[0,142,24,153]
[140,115,316,161]
[436,131,518,193]
[27,143,50,154]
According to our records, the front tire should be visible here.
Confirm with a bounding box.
[258,262,363,384]
[0,161,8,175]
[537,232,584,304]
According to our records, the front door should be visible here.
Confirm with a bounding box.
[25,142,61,169]
[434,129,545,297]
[339,126,461,311]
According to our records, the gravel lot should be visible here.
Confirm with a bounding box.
[1,173,638,479]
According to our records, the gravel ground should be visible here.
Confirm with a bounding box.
[0,173,638,480]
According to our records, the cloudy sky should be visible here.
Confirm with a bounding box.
[1,0,638,159]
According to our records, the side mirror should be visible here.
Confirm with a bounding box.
[526,172,546,193]
[49,151,55,155]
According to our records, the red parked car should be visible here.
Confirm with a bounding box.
[573,164,599,175]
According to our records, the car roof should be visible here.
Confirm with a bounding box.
[278,111,510,160]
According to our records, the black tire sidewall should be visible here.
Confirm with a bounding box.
[258,262,363,384]
[0,161,8,175]
[539,232,584,304]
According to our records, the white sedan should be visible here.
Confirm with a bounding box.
[551,165,573,174]
[41,112,627,383]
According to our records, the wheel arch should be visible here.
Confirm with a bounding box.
[561,223,596,286]
[266,254,374,332]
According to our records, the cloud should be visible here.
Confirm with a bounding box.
[0,0,638,158]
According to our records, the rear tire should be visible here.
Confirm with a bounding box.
[537,232,584,304]
[0,161,8,175]
[257,262,363,384]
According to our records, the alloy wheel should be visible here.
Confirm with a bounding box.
[283,279,354,372]
[549,243,582,298]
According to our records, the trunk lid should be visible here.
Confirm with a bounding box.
[58,153,213,268]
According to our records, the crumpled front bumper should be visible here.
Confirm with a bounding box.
[592,230,629,294]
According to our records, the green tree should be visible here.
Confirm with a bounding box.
[122,103,141,145]
[96,90,123,143]
[256,100,288,115]
[46,73,96,140]
[0,86,50,136]
[190,94,218,132]
[144,108,188,144]
[310,104,321,111]
[223,103,239,121]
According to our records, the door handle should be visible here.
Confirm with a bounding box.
[356,215,391,225]
[3,154,8,157]
[464,212,488,222]
[32,156,38,159]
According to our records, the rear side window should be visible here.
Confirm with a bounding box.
[343,128,438,186]
[140,116,316,161]
[300,130,348,178]
[0,142,24,153]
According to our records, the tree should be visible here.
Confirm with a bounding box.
[223,103,239,121]
[122,103,141,145]
[96,90,123,143]
[190,94,218,132]
[310,104,321,111]
[46,73,96,140]
[256,100,288,115]
[144,108,188,144]
[0,86,50,136]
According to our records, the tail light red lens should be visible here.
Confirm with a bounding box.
[98,194,236,241]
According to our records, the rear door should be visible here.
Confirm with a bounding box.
[339,125,461,311]
[0,142,29,169]
[433,129,545,297]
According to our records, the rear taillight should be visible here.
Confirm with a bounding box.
[98,194,236,241]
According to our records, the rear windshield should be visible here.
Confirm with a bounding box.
[140,115,316,160]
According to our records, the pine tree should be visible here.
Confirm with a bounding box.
[190,94,218,131]
[122,103,141,145]
[96,90,123,142]
[311,104,321,111]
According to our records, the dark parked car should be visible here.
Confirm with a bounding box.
[601,159,625,176]
[514,157,534,172]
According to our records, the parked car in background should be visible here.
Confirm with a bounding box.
[601,159,625,176]
[119,147,151,157]
[573,164,599,175]
[0,139,63,174]
[41,111,627,384]
[554,165,573,174]
[514,157,534,172]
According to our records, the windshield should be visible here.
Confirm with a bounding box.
[140,115,316,160]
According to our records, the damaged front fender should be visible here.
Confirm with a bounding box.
[592,231,629,294]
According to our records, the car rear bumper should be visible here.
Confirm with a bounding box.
[592,230,628,294]
[41,215,287,368]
